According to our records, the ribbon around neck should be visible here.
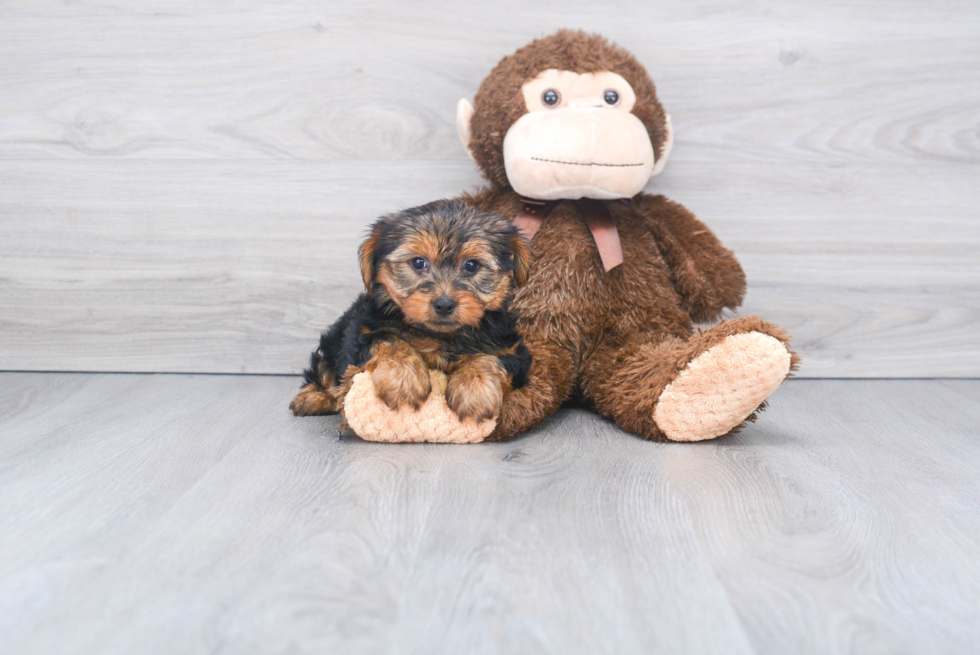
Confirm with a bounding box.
[512,198,625,272]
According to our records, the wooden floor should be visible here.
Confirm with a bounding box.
[1,373,978,654]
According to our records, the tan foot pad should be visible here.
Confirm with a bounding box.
[344,370,496,443]
[653,331,792,442]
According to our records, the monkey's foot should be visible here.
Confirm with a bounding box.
[653,331,792,442]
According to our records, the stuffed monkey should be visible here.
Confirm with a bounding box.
[456,30,799,442]
[316,30,798,443]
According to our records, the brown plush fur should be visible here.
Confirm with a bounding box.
[457,31,798,441]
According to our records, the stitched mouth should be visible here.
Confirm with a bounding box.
[530,157,645,168]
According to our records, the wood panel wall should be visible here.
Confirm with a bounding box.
[1,1,977,376]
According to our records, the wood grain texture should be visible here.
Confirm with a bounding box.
[1,1,977,164]
[1,373,979,654]
[0,0,978,376]
[0,160,976,376]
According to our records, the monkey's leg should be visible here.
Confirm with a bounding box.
[487,338,578,441]
[580,316,798,442]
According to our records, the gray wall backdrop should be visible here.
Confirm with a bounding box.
[1,0,977,377]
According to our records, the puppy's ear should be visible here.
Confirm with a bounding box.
[358,225,383,291]
[510,231,532,287]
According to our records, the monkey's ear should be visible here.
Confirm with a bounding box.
[456,99,476,161]
[358,225,382,291]
[651,114,673,177]
[510,231,532,287]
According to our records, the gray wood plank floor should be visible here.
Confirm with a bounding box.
[1,373,978,654]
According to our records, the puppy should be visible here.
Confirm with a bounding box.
[290,199,532,423]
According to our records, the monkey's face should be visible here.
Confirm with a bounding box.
[457,31,674,200]
[501,69,659,200]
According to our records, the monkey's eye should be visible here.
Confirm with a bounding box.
[461,259,481,274]
[410,257,429,271]
[541,89,561,107]
[603,89,620,106]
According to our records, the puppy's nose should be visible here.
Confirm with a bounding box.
[433,297,456,316]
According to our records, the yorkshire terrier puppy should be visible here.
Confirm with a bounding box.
[290,199,532,424]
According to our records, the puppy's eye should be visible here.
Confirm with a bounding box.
[541,89,560,107]
[410,257,429,271]
[603,89,620,106]
[461,259,480,274]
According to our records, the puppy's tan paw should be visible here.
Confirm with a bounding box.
[368,341,432,411]
[446,355,507,423]
[290,383,342,416]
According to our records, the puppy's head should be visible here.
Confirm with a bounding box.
[359,199,531,333]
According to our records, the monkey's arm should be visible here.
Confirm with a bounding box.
[634,193,746,323]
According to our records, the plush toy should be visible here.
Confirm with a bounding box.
[342,370,496,443]
[320,29,799,443]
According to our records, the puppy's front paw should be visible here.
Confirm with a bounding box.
[368,341,432,411]
[446,355,507,423]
